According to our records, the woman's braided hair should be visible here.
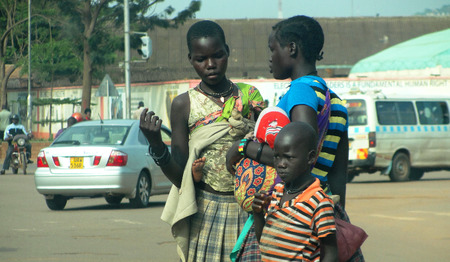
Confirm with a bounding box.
[272,15,324,62]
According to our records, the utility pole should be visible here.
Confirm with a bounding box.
[124,0,131,119]
[278,0,283,19]
[27,0,32,130]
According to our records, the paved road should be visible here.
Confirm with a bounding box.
[347,171,450,261]
[0,164,449,261]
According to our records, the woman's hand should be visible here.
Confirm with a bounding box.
[139,109,165,152]
[226,140,243,174]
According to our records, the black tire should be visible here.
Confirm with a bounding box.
[129,171,151,208]
[389,152,410,182]
[12,167,18,174]
[45,195,67,210]
[105,195,123,205]
[347,172,357,183]
[20,153,27,175]
[410,168,424,181]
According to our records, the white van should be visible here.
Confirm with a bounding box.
[341,87,450,182]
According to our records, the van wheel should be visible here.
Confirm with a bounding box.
[389,152,410,182]
[410,168,424,181]
[347,172,357,183]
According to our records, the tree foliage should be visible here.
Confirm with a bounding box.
[415,4,450,16]
[53,0,201,113]
[1,0,201,116]
[0,0,29,108]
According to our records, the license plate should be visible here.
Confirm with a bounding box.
[70,157,83,169]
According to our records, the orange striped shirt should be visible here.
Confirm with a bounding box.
[260,179,336,262]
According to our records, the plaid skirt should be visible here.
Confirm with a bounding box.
[188,190,248,262]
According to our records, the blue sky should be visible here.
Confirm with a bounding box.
[151,0,449,19]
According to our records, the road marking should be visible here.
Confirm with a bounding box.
[370,214,423,221]
[410,211,450,217]
[112,219,143,225]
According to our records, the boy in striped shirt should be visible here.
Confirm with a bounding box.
[253,122,338,262]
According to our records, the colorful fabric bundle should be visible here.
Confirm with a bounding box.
[234,107,289,212]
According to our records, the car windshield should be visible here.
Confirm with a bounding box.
[53,125,131,146]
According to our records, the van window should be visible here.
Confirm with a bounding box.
[376,101,417,125]
[346,99,367,126]
[416,101,449,125]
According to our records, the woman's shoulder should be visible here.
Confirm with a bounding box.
[172,91,190,109]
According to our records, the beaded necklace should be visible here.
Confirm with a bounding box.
[199,81,234,103]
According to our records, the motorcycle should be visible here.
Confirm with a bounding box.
[10,134,30,175]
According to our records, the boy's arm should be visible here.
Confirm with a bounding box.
[253,211,265,242]
[252,191,271,242]
[320,234,338,262]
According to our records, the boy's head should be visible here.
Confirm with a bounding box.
[273,122,318,184]
[271,15,324,63]
[186,20,228,53]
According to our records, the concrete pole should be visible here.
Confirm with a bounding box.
[124,0,131,119]
[27,0,32,131]
[278,0,283,19]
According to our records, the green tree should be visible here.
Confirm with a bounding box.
[55,0,201,113]
[0,0,61,108]
[415,4,450,16]
[31,38,82,138]
[0,0,29,108]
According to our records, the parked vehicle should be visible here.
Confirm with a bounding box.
[10,134,30,175]
[342,87,450,182]
[34,119,172,210]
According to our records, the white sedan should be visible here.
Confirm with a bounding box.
[34,119,172,210]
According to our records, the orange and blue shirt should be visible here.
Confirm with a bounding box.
[260,179,336,262]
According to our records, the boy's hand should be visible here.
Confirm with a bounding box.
[252,190,272,213]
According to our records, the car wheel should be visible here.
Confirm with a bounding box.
[389,152,410,182]
[105,195,123,205]
[410,168,424,181]
[45,195,67,210]
[129,171,151,208]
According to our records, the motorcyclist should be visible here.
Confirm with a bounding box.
[1,114,32,175]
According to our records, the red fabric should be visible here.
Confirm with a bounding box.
[254,107,290,148]
[335,218,368,262]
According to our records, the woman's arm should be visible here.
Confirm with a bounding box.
[327,131,349,208]
[226,104,318,173]
[290,104,318,133]
[140,93,190,188]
